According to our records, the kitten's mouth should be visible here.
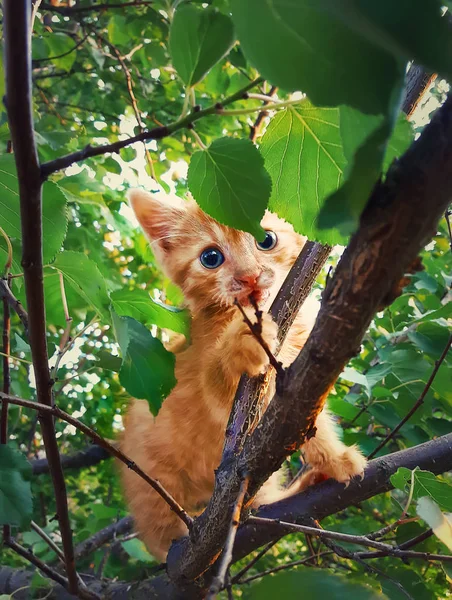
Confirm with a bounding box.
[237,289,270,307]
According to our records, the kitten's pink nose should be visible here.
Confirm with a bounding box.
[237,273,261,288]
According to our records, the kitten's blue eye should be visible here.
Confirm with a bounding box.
[200,247,225,269]
[256,231,278,251]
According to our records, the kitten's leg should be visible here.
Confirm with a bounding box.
[301,410,366,484]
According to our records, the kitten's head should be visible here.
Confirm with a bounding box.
[129,189,306,313]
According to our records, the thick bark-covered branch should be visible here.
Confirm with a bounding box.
[165,94,452,586]
[31,444,111,475]
[3,1,77,592]
[402,64,437,118]
[1,434,451,599]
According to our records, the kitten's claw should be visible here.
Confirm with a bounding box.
[228,309,278,377]
[323,445,367,484]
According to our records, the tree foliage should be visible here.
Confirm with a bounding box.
[0,1,451,599]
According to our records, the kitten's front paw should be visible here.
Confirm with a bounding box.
[321,445,367,485]
[228,310,278,377]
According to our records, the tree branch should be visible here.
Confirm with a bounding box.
[73,516,134,561]
[0,277,29,333]
[31,444,112,475]
[165,93,452,586]
[3,1,78,592]
[0,392,193,529]
[40,77,264,177]
[402,64,437,118]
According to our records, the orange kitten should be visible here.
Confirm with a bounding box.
[120,190,366,561]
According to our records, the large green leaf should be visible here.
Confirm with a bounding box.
[326,1,452,83]
[111,288,190,337]
[169,4,234,87]
[260,103,346,245]
[0,155,68,263]
[45,33,77,72]
[260,104,413,240]
[50,251,111,319]
[390,468,452,511]
[188,137,271,239]
[113,315,176,416]
[245,569,386,599]
[0,446,33,528]
[231,0,403,115]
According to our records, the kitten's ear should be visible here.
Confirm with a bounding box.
[128,189,185,248]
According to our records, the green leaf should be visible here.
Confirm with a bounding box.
[188,137,271,239]
[95,349,122,372]
[122,538,155,563]
[260,103,347,245]
[108,15,129,46]
[114,315,176,416]
[378,566,433,600]
[318,89,405,234]
[231,0,403,115]
[382,114,414,174]
[245,569,386,599]
[51,251,111,319]
[169,4,234,87]
[0,155,68,263]
[111,288,190,337]
[0,446,33,528]
[390,468,452,511]
[45,33,77,72]
[326,1,452,83]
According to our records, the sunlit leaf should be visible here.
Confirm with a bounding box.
[169,4,234,87]
[111,288,190,337]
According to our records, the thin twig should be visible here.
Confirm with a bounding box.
[236,551,333,585]
[0,277,28,336]
[231,540,277,584]
[249,85,277,141]
[248,516,452,563]
[33,32,90,63]
[368,334,452,458]
[234,298,283,376]
[206,475,250,599]
[0,392,193,529]
[88,27,157,179]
